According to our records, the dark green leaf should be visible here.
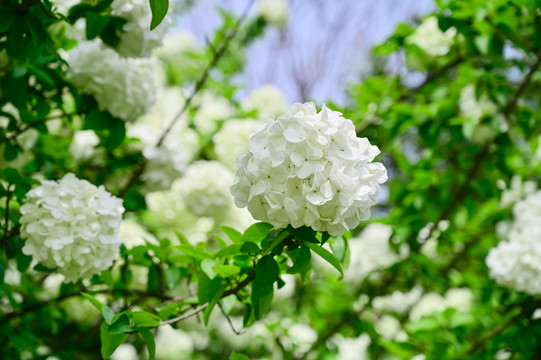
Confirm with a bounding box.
[149,0,169,30]
[100,322,128,359]
[241,222,274,244]
[139,327,156,360]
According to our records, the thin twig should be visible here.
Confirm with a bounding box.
[0,112,76,146]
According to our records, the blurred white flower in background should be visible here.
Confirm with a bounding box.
[128,87,199,190]
[231,102,387,236]
[213,118,264,170]
[409,288,473,322]
[20,173,124,282]
[346,223,406,283]
[333,333,371,360]
[192,90,234,135]
[257,0,290,28]
[487,191,541,295]
[111,344,138,360]
[67,41,159,122]
[241,84,289,121]
[372,286,424,315]
[497,175,537,208]
[111,0,170,58]
[0,104,39,170]
[69,130,101,163]
[118,218,158,249]
[406,16,456,56]
[155,325,195,360]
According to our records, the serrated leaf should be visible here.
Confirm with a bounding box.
[304,242,343,276]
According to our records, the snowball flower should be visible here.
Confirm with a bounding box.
[20,173,125,282]
[67,41,159,121]
[409,288,473,322]
[406,16,456,56]
[459,84,498,123]
[111,0,170,58]
[487,191,541,295]
[69,130,100,162]
[111,344,138,360]
[334,334,370,360]
[257,0,290,28]
[178,161,236,219]
[373,286,424,315]
[213,119,264,170]
[192,91,234,135]
[242,84,289,121]
[154,31,200,64]
[231,102,387,236]
[345,223,404,283]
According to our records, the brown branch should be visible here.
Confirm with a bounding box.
[0,112,76,146]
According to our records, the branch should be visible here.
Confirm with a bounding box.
[159,266,257,327]
[116,0,255,196]
[0,112,77,146]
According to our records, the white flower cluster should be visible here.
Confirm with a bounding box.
[69,130,101,162]
[192,91,234,135]
[128,88,199,190]
[242,84,289,121]
[497,175,537,208]
[345,223,406,283]
[257,0,290,28]
[67,41,159,122]
[459,84,498,123]
[111,0,170,58]
[409,288,473,322]
[487,190,541,295]
[20,173,124,282]
[406,16,456,57]
[154,31,200,64]
[372,286,424,315]
[178,161,237,219]
[333,334,371,360]
[231,102,387,236]
[213,119,263,170]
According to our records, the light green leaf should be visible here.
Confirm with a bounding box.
[304,242,343,276]
[212,264,241,278]
[102,305,115,325]
[139,327,156,360]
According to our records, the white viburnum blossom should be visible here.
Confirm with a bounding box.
[498,175,537,208]
[67,41,159,122]
[192,91,234,135]
[334,334,371,360]
[231,102,387,236]
[242,84,289,121]
[177,161,236,220]
[406,16,456,56]
[409,288,473,322]
[155,325,194,360]
[345,223,406,283]
[459,84,499,123]
[213,119,264,170]
[111,344,138,360]
[69,130,101,162]
[128,88,199,190]
[20,173,125,282]
[118,218,158,250]
[486,191,541,295]
[154,31,200,64]
[372,285,424,315]
[111,0,170,58]
[257,0,290,28]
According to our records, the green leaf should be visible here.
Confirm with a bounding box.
[3,142,18,161]
[102,305,115,325]
[230,352,250,360]
[201,258,218,279]
[198,271,223,304]
[255,255,279,284]
[240,242,260,255]
[81,292,104,311]
[139,327,156,360]
[221,225,242,243]
[86,12,111,39]
[252,287,273,320]
[108,314,132,334]
[149,0,169,30]
[214,244,242,258]
[287,245,311,276]
[130,311,161,327]
[304,242,343,276]
[212,264,240,278]
[204,284,227,326]
[100,322,128,359]
[241,222,274,244]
